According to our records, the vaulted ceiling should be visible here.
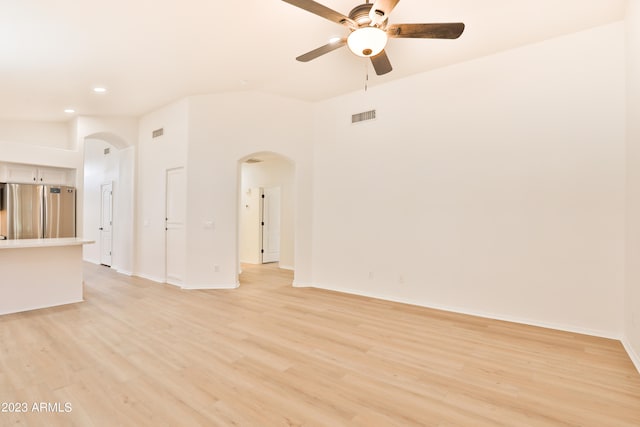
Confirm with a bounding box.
[0,0,628,121]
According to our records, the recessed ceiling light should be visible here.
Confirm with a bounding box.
[93,87,107,93]
[64,109,76,114]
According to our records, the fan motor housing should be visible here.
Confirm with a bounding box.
[349,3,373,26]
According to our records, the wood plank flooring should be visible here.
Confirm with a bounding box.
[1,262,640,426]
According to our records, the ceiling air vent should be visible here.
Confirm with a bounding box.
[352,109,376,124]
[152,128,164,138]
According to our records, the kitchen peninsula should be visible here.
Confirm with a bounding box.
[0,238,94,315]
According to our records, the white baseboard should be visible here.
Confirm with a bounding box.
[292,281,313,288]
[115,269,133,276]
[309,283,619,340]
[83,259,128,274]
[279,264,295,271]
[115,269,240,290]
[134,273,165,284]
[622,336,640,374]
[182,282,239,290]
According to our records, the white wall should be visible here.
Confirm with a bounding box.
[135,100,189,282]
[184,92,313,288]
[625,0,640,370]
[73,116,138,151]
[312,23,626,338]
[0,120,70,149]
[239,157,296,268]
[115,146,135,275]
[0,141,80,169]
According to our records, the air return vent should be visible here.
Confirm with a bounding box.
[152,128,164,138]
[352,109,376,124]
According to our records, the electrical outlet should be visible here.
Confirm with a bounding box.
[368,271,374,280]
[214,265,220,273]
[398,274,404,285]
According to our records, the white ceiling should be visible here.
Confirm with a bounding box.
[0,0,628,122]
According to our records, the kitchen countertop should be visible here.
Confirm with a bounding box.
[0,237,95,249]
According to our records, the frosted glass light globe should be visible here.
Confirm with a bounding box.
[347,27,388,57]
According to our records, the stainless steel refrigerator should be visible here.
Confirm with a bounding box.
[0,183,76,239]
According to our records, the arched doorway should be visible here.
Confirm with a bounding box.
[82,132,135,275]
[237,151,295,285]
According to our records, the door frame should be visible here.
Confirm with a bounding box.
[260,186,281,264]
[99,182,113,267]
[165,167,186,286]
[236,152,295,284]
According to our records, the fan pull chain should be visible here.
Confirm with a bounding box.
[364,61,369,92]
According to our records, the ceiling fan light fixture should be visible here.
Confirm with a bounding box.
[347,26,387,57]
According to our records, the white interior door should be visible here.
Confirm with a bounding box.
[239,187,262,264]
[100,182,113,266]
[166,167,186,286]
[261,187,281,263]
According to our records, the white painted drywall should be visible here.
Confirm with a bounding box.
[312,23,626,338]
[0,141,80,169]
[135,100,188,283]
[183,92,313,288]
[240,157,295,269]
[0,120,70,149]
[74,116,138,151]
[0,245,84,315]
[625,0,640,370]
[115,146,135,275]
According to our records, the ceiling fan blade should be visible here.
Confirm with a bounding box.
[282,0,353,26]
[296,39,347,62]
[388,23,465,39]
[370,50,393,75]
[369,0,400,26]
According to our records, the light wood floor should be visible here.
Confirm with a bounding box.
[1,263,640,426]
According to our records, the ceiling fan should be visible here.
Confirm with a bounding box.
[282,0,465,75]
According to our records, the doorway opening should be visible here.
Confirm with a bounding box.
[82,130,135,275]
[237,152,295,286]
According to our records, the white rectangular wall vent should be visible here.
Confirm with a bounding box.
[152,128,164,138]
[352,109,376,124]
